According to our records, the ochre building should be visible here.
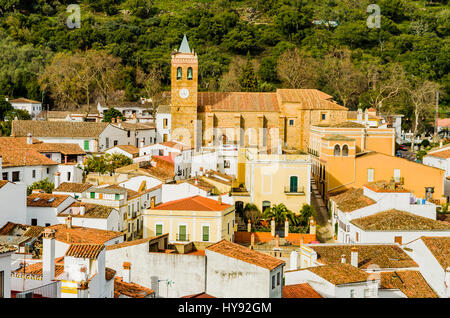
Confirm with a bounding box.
[169,36,348,151]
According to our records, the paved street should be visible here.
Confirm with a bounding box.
[310,178,335,243]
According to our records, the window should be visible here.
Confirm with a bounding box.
[46,168,49,174]
[177,67,182,80]
[31,219,37,226]
[90,192,95,199]
[0,271,3,298]
[202,226,209,242]
[32,170,36,179]
[350,289,355,298]
[342,145,348,156]
[289,119,294,126]
[128,223,130,232]
[178,225,187,241]
[262,201,271,213]
[272,275,276,289]
[105,138,110,149]
[334,145,341,156]
[187,67,193,80]
[115,194,120,200]
[67,172,71,181]
[45,223,50,227]
[156,224,163,236]
[2,172,7,180]
[277,272,280,286]
[227,223,230,235]
[355,232,359,242]
[84,140,89,151]
[114,140,118,146]
[127,131,131,138]
[12,171,20,182]
[290,176,298,193]
[367,169,374,182]
[321,113,326,121]
[224,160,230,168]
[163,118,168,128]
[163,134,168,142]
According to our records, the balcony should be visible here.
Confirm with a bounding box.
[176,233,190,242]
[13,281,60,298]
[284,186,305,195]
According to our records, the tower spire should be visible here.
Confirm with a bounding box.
[179,34,191,53]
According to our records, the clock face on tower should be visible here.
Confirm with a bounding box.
[179,88,190,99]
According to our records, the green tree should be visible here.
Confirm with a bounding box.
[239,54,258,92]
[243,203,261,226]
[0,97,13,121]
[27,178,54,196]
[102,108,125,123]
[263,203,293,227]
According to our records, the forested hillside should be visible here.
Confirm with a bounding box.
[0,0,448,132]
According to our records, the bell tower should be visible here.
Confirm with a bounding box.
[171,35,198,149]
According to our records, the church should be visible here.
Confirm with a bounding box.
[169,35,348,152]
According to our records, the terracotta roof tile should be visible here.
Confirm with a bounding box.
[365,181,410,193]
[114,277,154,298]
[107,145,139,155]
[0,180,9,189]
[55,182,93,193]
[351,210,450,231]
[13,262,64,278]
[329,188,376,212]
[27,193,70,207]
[12,120,109,138]
[1,148,57,167]
[306,264,370,285]
[65,243,104,259]
[277,89,346,110]
[309,244,418,269]
[32,143,86,155]
[0,244,17,254]
[159,141,192,151]
[58,202,115,219]
[198,92,280,112]
[206,239,285,270]
[152,195,231,211]
[421,236,450,270]
[425,148,450,159]
[9,98,40,104]
[282,283,323,298]
[47,224,123,244]
[380,271,438,298]
[106,234,169,251]
[105,267,116,281]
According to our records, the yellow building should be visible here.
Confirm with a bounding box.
[309,122,445,203]
[232,149,311,214]
[142,195,235,243]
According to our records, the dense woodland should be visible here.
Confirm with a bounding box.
[0,0,449,135]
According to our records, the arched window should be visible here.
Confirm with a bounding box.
[187,67,193,80]
[342,145,349,157]
[177,67,182,80]
[334,144,341,156]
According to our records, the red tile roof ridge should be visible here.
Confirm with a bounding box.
[151,195,232,211]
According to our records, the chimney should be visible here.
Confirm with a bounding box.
[79,203,85,216]
[64,155,68,164]
[351,247,359,267]
[341,254,347,264]
[66,215,72,229]
[42,229,56,283]
[54,172,60,189]
[357,109,363,123]
[123,262,131,283]
[27,133,33,145]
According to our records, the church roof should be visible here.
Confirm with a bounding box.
[198,92,280,112]
[179,34,191,53]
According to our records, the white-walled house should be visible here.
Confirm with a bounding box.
[0,244,16,298]
[105,145,139,159]
[423,146,450,200]
[161,180,233,205]
[26,193,76,227]
[404,236,450,298]
[57,202,120,232]
[155,105,171,143]
[285,263,379,298]
[11,120,129,153]
[8,98,42,118]
[205,240,285,298]
[0,180,27,228]
[329,182,439,244]
[53,182,94,199]
[111,122,156,148]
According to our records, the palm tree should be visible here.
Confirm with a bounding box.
[263,203,293,228]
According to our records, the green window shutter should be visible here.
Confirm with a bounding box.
[179,225,186,241]
[290,176,298,193]
[84,140,89,151]
[156,224,163,236]
[90,192,95,199]
[115,194,120,200]
[202,226,209,242]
